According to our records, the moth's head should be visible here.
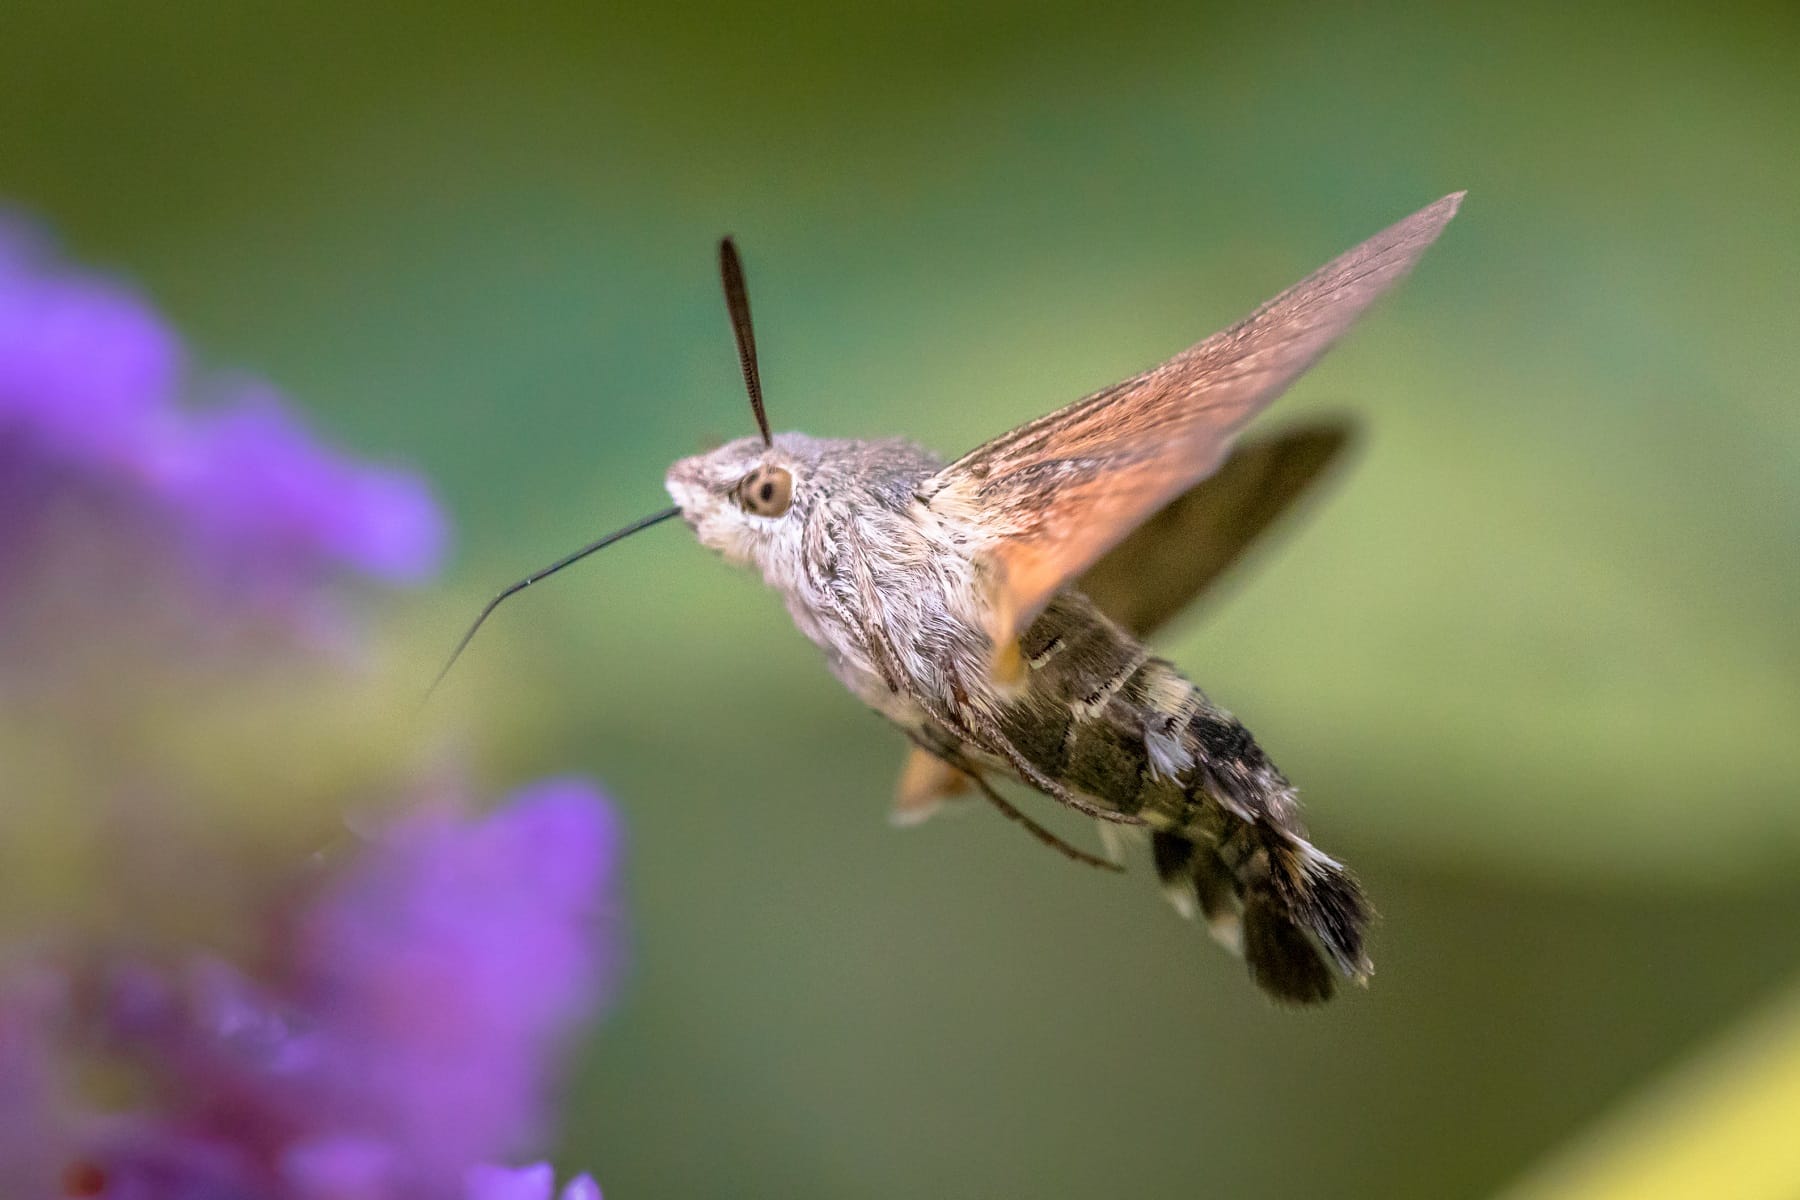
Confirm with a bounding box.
[666,238,937,578]
[664,432,818,567]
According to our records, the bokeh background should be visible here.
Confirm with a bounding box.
[4,2,1796,1197]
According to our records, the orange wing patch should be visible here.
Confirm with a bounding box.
[891,746,972,827]
[923,193,1463,669]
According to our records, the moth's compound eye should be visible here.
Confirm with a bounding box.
[735,465,793,518]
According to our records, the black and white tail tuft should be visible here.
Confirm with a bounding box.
[1153,821,1371,1005]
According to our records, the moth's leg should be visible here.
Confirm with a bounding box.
[934,682,1147,828]
[906,728,1121,871]
[993,735,1146,826]
[963,767,1123,873]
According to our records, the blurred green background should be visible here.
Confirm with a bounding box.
[5,2,1796,1196]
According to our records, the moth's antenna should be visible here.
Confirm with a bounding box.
[425,505,682,702]
[718,237,772,447]
[965,768,1123,873]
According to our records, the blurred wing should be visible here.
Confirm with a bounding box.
[891,745,971,826]
[1075,420,1351,638]
[921,192,1461,663]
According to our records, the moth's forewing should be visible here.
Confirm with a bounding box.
[1075,421,1351,639]
[920,192,1462,663]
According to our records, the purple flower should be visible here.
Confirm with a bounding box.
[0,219,178,472]
[0,969,68,1197]
[0,212,618,1198]
[279,780,621,1184]
[173,391,443,587]
[0,211,444,615]
[0,211,451,911]
[6,781,622,1199]
[464,1164,601,1200]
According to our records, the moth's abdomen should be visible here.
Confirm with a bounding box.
[1006,594,1371,1003]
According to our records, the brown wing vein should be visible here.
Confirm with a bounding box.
[924,191,1463,657]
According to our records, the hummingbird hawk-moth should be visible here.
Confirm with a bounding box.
[436,192,1463,1003]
